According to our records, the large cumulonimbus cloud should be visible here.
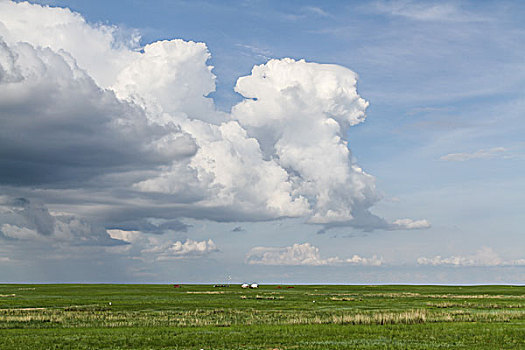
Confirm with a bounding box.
[0,0,428,242]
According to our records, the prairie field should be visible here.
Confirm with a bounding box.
[0,284,523,349]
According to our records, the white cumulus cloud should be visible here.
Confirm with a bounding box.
[417,247,525,267]
[0,0,140,87]
[345,254,383,266]
[107,230,218,261]
[144,239,218,260]
[246,242,382,266]
[392,218,431,230]
[231,58,375,224]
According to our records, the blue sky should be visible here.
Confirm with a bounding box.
[0,0,523,283]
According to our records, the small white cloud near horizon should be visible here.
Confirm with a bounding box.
[392,218,431,230]
[107,229,218,261]
[440,147,507,162]
[345,254,383,266]
[417,247,525,267]
[246,242,383,266]
[144,239,218,260]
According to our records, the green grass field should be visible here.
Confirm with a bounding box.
[0,284,523,349]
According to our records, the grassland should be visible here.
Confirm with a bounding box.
[0,284,523,349]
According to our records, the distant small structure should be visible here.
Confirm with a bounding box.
[173,284,182,288]
[214,284,229,288]
[241,283,250,289]
[250,283,259,289]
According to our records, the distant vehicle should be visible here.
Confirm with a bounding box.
[173,284,181,288]
[241,283,250,288]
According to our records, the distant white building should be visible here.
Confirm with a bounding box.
[241,283,250,288]
[250,283,259,289]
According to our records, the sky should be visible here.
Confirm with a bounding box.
[0,0,524,284]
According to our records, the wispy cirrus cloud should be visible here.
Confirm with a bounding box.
[279,5,332,22]
[235,43,273,60]
[440,147,507,162]
[371,1,487,22]
[302,6,331,18]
